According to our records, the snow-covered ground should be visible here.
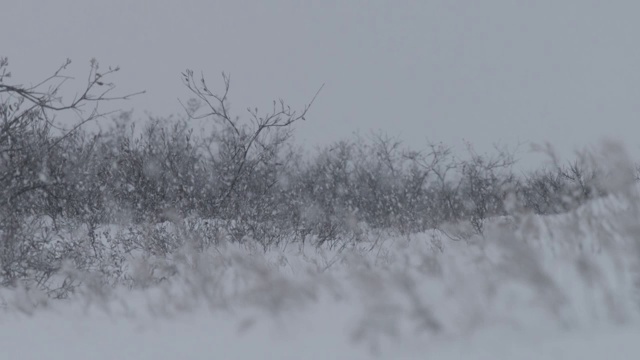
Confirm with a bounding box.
[2,301,640,360]
[2,187,640,359]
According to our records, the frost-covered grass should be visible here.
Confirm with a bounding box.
[2,186,640,359]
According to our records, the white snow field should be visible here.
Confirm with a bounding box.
[2,186,640,359]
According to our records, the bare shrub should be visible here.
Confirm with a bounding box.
[0,57,139,295]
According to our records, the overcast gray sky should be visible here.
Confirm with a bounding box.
[3,0,640,168]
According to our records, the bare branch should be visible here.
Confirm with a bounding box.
[180,71,323,209]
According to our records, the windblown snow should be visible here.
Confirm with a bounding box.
[2,186,640,360]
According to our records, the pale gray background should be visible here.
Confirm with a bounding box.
[3,0,639,168]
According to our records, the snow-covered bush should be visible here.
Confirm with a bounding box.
[0,58,138,293]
